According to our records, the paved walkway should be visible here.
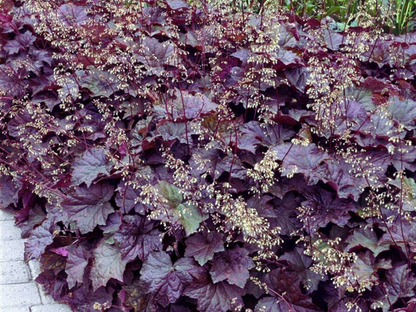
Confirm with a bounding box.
[0,209,72,312]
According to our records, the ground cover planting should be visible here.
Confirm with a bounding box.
[1,0,416,311]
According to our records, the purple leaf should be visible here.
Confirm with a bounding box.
[215,155,247,180]
[113,215,162,262]
[363,39,391,67]
[169,89,218,120]
[3,31,36,54]
[239,121,295,153]
[71,147,112,187]
[300,188,357,232]
[279,247,323,293]
[231,49,250,63]
[271,192,303,235]
[166,0,189,10]
[185,232,224,266]
[0,64,28,96]
[19,204,46,239]
[3,40,22,54]
[115,179,149,214]
[384,264,416,306]
[324,30,343,51]
[285,67,310,92]
[398,298,416,312]
[379,220,416,254]
[140,251,197,306]
[57,77,79,101]
[255,296,322,312]
[40,252,67,277]
[56,4,88,26]
[99,212,122,234]
[78,67,119,97]
[255,296,282,312]
[247,195,275,218]
[170,305,192,312]
[30,49,52,67]
[273,143,330,185]
[156,121,188,144]
[209,246,254,288]
[363,76,400,94]
[17,31,36,46]
[278,22,303,49]
[32,92,60,110]
[61,183,115,234]
[259,269,322,312]
[65,245,91,289]
[70,286,114,312]
[138,36,174,68]
[183,268,244,312]
[90,239,128,291]
[24,218,54,261]
[0,175,19,208]
[391,145,416,172]
[323,157,364,200]
[276,49,301,66]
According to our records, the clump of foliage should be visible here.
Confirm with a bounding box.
[1,0,416,311]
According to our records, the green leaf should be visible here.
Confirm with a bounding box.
[345,228,390,257]
[157,181,202,235]
[345,86,374,111]
[158,181,183,208]
[175,203,203,236]
[388,176,416,211]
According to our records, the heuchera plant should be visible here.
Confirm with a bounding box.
[1,0,416,311]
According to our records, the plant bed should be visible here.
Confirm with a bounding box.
[1,0,416,311]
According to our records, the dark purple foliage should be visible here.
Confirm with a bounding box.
[1,1,416,312]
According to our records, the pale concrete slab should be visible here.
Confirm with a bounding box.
[0,209,14,221]
[0,220,23,240]
[0,307,30,312]
[0,261,30,284]
[31,304,72,312]
[0,283,41,308]
[0,239,25,262]
[28,259,41,280]
[36,284,56,305]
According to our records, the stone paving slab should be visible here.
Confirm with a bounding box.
[0,220,23,240]
[37,284,57,305]
[0,239,25,262]
[0,283,41,308]
[0,260,31,284]
[31,304,73,312]
[28,259,41,280]
[0,209,73,312]
[0,307,30,312]
[0,209,15,221]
